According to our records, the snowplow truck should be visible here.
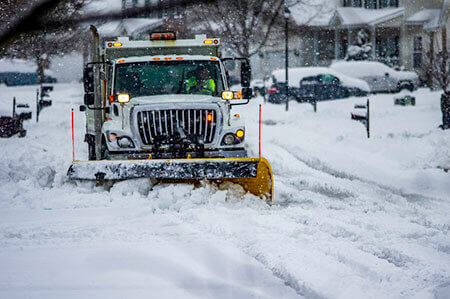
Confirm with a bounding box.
[68,29,273,202]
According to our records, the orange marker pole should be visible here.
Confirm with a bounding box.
[71,108,75,161]
[259,104,262,157]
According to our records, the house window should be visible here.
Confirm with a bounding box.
[317,30,335,63]
[343,0,362,7]
[379,0,389,8]
[389,0,399,7]
[377,35,399,58]
[379,0,399,8]
[365,0,377,9]
[413,36,423,68]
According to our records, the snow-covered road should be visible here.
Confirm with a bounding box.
[0,83,449,298]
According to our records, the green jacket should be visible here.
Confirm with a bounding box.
[186,77,216,95]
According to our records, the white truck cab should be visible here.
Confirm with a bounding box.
[82,33,253,160]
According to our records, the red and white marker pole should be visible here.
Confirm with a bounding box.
[71,108,75,161]
[259,104,262,158]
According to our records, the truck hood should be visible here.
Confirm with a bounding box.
[130,94,221,105]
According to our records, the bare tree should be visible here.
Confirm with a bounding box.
[187,0,325,58]
[426,29,449,92]
[433,29,449,92]
[0,0,87,83]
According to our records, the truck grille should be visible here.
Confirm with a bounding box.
[136,109,218,146]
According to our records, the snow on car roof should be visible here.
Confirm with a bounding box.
[330,61,391,78]
[330,60,418,81]
[271,67,370,91]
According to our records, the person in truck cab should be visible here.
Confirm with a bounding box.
[185,67,216,95]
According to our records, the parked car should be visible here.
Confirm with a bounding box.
[268,67,370,103]
[0,59,57,86]
[330,61,419,93]
[250,79,266,96]
[0,72,57,86]
[267,82,299,103]
[0,115,27,138]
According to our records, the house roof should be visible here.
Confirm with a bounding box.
[406,9,441,31]
[406,9,441,24]
[97,18,163,37]
[332,7,405,27]
[423,0,449,31]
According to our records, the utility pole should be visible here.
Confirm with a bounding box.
[90,26,102,160]
[284,3,290,112]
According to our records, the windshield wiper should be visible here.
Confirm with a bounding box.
[177,69,185,94]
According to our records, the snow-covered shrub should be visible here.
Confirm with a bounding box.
[346,30,373,61]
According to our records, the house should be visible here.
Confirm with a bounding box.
[256,0,449,83]
[97,18,163,40]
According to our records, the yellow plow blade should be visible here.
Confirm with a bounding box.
[224,158,273,203]
[68,157,274,202]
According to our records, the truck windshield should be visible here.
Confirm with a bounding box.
[114,60,224,98]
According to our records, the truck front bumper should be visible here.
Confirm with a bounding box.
[106,148,247,160]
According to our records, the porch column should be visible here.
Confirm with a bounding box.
[371,26,376,59]
[348,29,353,47]
[429,31,435,88]
[335,28,339,60]
[313,30,319,65]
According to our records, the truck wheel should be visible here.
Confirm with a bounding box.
[100,138,109,160]
[88,142,96,160]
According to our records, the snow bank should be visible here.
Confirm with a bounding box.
[0,82,449,298]
[272,67,370,91]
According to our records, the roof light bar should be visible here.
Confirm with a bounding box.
[150,32,176,40]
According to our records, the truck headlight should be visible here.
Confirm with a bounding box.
[117,136,134,148]
[117,93,130,103]
[222,91,234,100]
[222,134,235,145]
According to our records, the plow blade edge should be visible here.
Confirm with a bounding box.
[68,158,273,202]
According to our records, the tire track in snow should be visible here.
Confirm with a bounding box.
[271,141,441,204]
[269,142,449,234]
[246,142,450,295]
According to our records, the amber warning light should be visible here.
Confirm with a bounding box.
[107,42,123,47]
[150,32,176,40]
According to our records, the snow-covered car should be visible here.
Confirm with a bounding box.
[330,61,419,93]
[0,59,57,86]
[250,79,266,96]
[268,67,370,103]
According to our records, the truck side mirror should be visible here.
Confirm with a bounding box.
[83,66,94,93]
[84,93,94,106]
[241,87,253,99]
[241,61,251,88]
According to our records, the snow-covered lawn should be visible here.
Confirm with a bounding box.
[0,83,449,298]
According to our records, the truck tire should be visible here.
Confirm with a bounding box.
[100,138,109,160]
[85,134,96,160]
[88,142,96,160]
